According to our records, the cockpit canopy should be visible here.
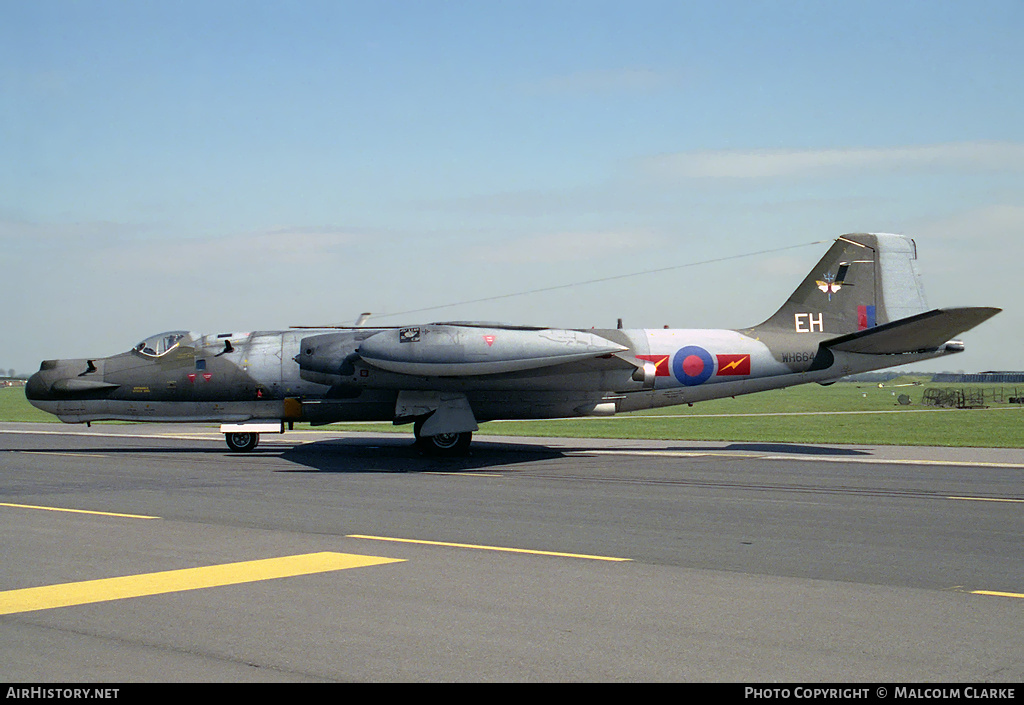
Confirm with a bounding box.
[133,331,197,358]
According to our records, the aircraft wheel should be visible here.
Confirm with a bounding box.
[424,431,472,456]
[413,420,471,455]
[225,432,259,452]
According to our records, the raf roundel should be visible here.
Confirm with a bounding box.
[672,345,714,386]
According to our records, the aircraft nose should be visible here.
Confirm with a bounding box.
[25,367,54,401]
[25,359,109,401]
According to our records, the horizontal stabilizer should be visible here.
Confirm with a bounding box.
[824,307,1001,354]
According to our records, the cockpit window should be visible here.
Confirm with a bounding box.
[133,331,193,358]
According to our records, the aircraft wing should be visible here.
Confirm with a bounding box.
[823,307,1001,355]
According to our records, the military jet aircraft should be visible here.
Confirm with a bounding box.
[26,233,999,454]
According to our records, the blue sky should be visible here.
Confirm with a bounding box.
[2,1,1022,375]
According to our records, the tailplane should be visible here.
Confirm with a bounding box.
[822,307,1001,354]
[751,233,929,336]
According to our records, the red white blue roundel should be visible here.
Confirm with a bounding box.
[672,345,714,386]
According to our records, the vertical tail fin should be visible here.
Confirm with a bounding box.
[751,233,929,336]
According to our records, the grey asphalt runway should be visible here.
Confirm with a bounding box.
[1,422,1022,682]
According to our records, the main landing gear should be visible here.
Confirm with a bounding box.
[413,419,472,456]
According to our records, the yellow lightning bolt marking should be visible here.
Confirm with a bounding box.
[719,356,749,373]
[636,355,670,375]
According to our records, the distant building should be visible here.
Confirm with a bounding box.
[843,371,1024,384]
[931,371,1024,384]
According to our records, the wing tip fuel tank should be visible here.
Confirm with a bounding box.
[357,324,628,377]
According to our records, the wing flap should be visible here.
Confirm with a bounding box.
[824,307,1000,354]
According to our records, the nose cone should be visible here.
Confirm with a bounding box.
[25,363,60,401]
[25,364,60,417]
[25,359,117,405]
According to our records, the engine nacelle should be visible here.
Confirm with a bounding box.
[295,332,364,376]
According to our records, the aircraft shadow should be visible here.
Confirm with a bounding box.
[0,437,872,474]
[0,438,565,473]
[670,443,872,456]
[275,437,873,473]
[276,436,567,473]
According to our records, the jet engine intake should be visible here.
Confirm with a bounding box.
[296,332,364,376]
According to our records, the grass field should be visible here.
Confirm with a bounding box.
[5,378,1022,448]
[0,387,59,423]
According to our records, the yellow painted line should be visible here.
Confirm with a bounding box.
[881,459,1024,469]
[763,456,1024,470]
[0,502,158,519]
[348,534,631,562]
[971,590,1024,599]
[948,496,1024,504]
[19,451,108,458]
[568,450,731,459]
[0,552,403,616]
[532,448,1024,470]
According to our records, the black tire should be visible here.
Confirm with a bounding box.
[413,419,472,456]
[225,432,259,452]
[424,431,472,456]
